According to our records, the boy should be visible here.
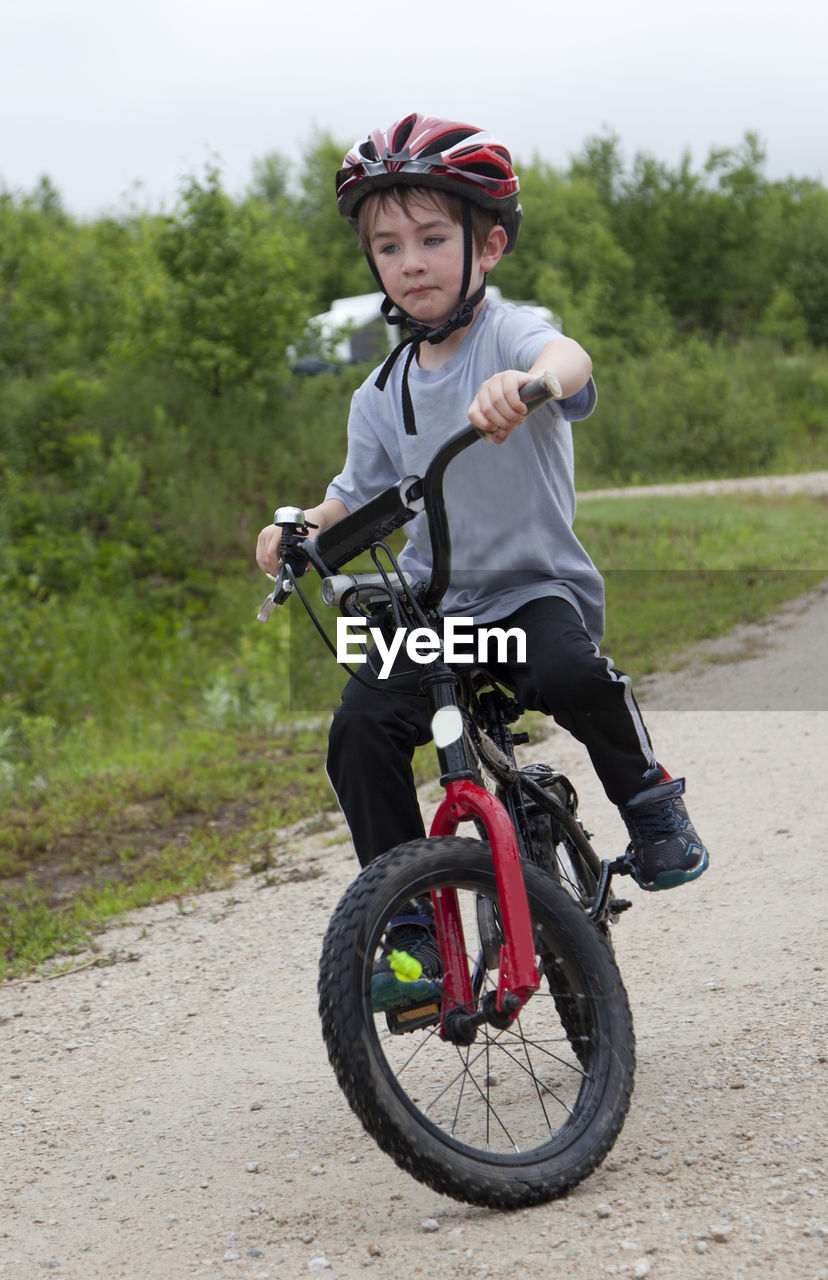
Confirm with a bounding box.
[256,112,709,896]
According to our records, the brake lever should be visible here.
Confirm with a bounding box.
[257,567,294,622]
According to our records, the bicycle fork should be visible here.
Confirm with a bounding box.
[422,666,540,1040]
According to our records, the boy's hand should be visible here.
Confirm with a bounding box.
[256,523,283,576]
[255,498,347,576]
[468,371,531,445]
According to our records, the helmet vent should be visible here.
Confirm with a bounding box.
[424,129,472,156]
[393,116,416,153]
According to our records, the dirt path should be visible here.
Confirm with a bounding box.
[578,470,828,500]
[2,586,827,1280]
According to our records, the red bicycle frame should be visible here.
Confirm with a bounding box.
[429,779,540,1027]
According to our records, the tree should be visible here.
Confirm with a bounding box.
[569,130,625,207]
[586,133,780,338]
[248,152,292,208]
[292,131,376,308]
[783,183,828,346]
[0,188,76,377]
[156,165,311,396]
[495,159,640,347]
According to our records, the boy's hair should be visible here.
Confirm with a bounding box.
[356,186,498,260]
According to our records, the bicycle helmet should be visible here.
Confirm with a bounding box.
[337,113,523,435]
[336,112,522,252]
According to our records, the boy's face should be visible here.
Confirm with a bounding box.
[364,190,504,329]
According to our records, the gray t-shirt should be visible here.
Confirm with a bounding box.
[325,298,605,641]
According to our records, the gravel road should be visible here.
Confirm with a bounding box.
[2,584,826,1280]
[578,470,828,500]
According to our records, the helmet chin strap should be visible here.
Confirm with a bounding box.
[372,201,484,435]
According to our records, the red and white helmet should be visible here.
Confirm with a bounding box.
[336,112,522,252]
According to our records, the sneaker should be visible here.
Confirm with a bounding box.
[621,769,709,892]
[371,911,443,1013]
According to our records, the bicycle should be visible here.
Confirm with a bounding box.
[257,373,636,1208]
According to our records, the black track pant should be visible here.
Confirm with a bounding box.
[327,596,657,866]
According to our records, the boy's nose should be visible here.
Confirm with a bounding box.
[401,247,426,273]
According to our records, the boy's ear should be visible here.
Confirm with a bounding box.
[479,224,508,272]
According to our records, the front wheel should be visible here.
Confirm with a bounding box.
[318,837,635,1208]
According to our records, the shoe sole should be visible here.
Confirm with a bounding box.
[631,849,709,893]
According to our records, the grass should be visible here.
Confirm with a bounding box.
[1,490,826,979]
[0,724,334,978]
[574,491,828,673]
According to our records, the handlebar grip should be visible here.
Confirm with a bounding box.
[519,371,563,412]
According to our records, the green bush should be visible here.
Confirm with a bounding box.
[576,339,779,485]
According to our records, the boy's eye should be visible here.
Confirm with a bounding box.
[424,236,444,246]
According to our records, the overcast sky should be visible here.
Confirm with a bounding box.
[3,0,826,218]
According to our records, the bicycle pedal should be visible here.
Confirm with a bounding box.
[609,897,633,915]
[386,1001,441,1035]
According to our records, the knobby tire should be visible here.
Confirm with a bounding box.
[318,836,635,1208]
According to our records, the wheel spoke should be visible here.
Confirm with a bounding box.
[372,932,587,1149]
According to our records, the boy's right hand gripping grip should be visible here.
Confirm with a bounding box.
[476,370,563,442]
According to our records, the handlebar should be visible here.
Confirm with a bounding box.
[257,371,563,622]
